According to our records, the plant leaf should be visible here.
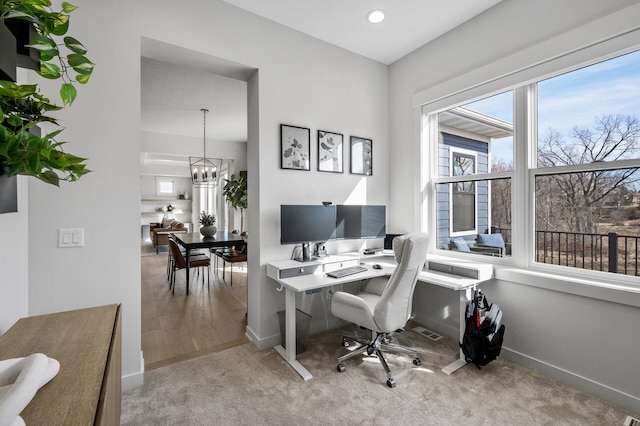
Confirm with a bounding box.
[27,35,57,52]
[50,14,69,36]
[76,73,91,84]
[61,2,78,13]
[63,36,87,54]
[60,83,77,106]
[39,170,60,186]
[39,61,61,79]
[67,54,94,74]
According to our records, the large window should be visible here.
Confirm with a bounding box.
[428,48,640,279]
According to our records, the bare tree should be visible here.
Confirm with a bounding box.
[537,115,640,233]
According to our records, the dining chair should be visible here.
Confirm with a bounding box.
[166,234,208,285]
[211,229,240,273]
[168,238,211,294]
[220,241,247,286]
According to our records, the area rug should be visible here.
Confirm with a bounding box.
[121,325,636,425]
[141,239,166,257]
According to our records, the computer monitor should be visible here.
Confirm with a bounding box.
[335,205,386,239]
[280,205,337,261]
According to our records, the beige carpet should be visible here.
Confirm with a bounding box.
[122,324,637,425]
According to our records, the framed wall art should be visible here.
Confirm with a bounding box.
[280,124,310,170]
[350,136,372,176]
[317,130,343,173]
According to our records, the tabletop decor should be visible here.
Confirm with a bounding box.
[199,211,216,237]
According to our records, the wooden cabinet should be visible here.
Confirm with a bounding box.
[0,304,122,425]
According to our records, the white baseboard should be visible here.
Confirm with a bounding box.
[121,351,144,391]
[503,347,640,414]
[245,325,281,351]
[411,316,640,413]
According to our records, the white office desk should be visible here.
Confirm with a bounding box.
[266,253,492,380]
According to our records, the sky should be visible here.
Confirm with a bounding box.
[461,49,640,165]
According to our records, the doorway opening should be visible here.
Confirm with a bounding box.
[139,39,254,370]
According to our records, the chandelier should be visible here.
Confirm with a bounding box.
[189,108,220,186]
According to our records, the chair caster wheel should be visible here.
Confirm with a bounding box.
[386,378,396,388]
[413,358,422,366]
[337,364,346,373]
[341,338,349,347]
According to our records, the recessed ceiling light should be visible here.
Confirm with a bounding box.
[366,9,386,24]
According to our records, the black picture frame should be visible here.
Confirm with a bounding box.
[280,124,310,170]
[350,136,372,176]
[317,130,343,173]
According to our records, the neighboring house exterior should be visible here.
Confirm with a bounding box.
[436,107,513,250]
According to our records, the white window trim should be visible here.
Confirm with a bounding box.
[421,38,640,291]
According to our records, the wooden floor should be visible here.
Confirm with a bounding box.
[141,251,249,370]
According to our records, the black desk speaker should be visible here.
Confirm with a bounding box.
[384,233,402,250]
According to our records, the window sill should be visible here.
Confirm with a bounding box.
[494,267,640,308]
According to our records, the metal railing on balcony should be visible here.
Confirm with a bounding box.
[492,226,640,276]
[535,230,640,276]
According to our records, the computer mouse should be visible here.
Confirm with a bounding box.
[373,264,382,269]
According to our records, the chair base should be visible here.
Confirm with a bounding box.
[337,331,421,388]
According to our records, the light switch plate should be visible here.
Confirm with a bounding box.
[58,228,84,248]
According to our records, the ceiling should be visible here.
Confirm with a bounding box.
[141,1,503,168]
[141,57,248,141]
[220,0,502,65]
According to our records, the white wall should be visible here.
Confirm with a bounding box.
[389,0,640,412]
[21,0,389,389]
[0,176,28,334]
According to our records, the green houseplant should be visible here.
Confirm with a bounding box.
[0,0,94,186]
[223,170,247,231]
[199,210,216,237]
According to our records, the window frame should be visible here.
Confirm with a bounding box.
[423,44,640,287]
[155,177,176,197]
[449,147,478,237]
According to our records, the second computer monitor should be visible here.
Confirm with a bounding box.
[336,205,386,240]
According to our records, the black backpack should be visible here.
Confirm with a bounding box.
[460,289,506,369]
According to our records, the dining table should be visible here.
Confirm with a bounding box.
[173,231,246,295]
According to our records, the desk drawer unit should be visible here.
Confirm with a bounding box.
[276,264,321,279]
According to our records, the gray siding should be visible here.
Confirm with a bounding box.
[437,132,490,247]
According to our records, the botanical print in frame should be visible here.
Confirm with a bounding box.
[350,136,372,176]
[281,124,310,170]
[318,130,343,173]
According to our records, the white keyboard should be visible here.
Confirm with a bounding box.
[326,265,368,278]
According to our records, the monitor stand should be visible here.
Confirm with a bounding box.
[295,242,313,262]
